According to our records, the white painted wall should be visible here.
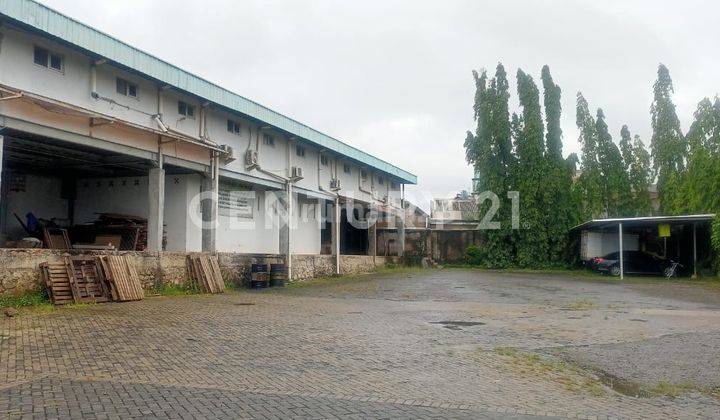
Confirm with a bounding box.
[292,194,322,254]
[2,173,69,240]
[215,186,280,254]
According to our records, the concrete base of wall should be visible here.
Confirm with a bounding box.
[0,249,399,295]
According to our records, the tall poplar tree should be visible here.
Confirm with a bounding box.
[541,65,575,261]
[595,109,632,216]
[650,64,687,214]
[575,93,603,219]
[464,64,516,266]
[620,125,653,215]
[514,69,548,266]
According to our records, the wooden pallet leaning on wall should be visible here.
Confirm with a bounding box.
[187,254,225,294]
[67,257,110,303]
[98,255,144,302]
[40,261,75,305]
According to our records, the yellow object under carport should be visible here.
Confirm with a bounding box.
[658,223,671,238]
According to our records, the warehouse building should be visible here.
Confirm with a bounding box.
[0,0,415,283]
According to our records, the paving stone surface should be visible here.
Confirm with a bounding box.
[1,268,719,419]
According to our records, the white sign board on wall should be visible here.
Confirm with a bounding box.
[218,188,254,219]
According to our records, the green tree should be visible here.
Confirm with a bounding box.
[650,64,687,214]
[630,134,654,215]
[464,64,516,267]
[595,109,632,216]
[541,65,576,262]
[574,92,603,219]
[514,69,548,266]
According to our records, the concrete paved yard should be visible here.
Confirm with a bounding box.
[1,268,719,419]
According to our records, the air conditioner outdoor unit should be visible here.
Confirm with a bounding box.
[245,149,258,167]
[291,166,304,180]
[220,144,235,164]
[330,178,341,191]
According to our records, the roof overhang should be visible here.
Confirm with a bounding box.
[0,0,417,184]
[571,214,716,232]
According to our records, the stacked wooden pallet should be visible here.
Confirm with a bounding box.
[40,255,143,305]
[187,254,225,294]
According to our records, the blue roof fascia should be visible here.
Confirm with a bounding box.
[0,0,417,184]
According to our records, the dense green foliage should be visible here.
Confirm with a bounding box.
[464,63,719,272]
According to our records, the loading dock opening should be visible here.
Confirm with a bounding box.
[0,127,199,251]
[572,214,715,278]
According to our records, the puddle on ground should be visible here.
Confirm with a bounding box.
[430,320,485,330]
[347,311,363,314]
[629,318,648,322]
[234,302,255,306]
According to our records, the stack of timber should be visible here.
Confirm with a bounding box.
[187,254,225,294]
[93,213,166,251]
[98,255,144,301]
[40,255,143,305]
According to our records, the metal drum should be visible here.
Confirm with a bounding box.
[270,264,287,287]
[250,263,269,289]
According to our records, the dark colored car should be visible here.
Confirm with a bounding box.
[594,251,673,276]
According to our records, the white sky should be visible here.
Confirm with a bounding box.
[39,0,720,210]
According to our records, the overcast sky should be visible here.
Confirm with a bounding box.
[40,0,720,209]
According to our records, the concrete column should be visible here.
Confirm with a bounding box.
[279,183,292,277]
[397,212,405,257]
[331,198,340,274]
[147,167,165,252]
[201,174,218,253]
[618,223,624,279]
[0,135,4,236]
[368,221,377,257]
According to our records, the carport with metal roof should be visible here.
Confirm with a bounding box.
[571,214,715,278]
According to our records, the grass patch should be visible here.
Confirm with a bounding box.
[647,380,699,398]
[0,290,50,309]
[150,282,203,297]
[564,299,599,311]
[485,346,607,396]
[285,265,425,289]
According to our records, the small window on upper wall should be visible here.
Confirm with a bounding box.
[361,170,368,181]
[116,77,138,97]
[378,177,384,185]
[263,134,275,147]
[33,46,63,72]
[227,119,241,134]
[178,101,195,118]
[343,164,351,174]
[320,155,329,166]
[391,182,398,189]
[296,145,305,157]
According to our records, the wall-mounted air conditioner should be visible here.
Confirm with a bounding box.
[245,149,258,167]
[220,144,235,164]
[330,178,341,191]
[291,166,304,180]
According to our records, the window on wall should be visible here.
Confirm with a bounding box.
[361,170,368,181]
[320,155,329,166]
[263,134,275,147]
[343,164,351,174]
[116,77,138,97]
[391,182,398,189]
[227,119,241,134]
[296,145,305,157]
[378,177,384,185]
[33,46,63,72]
[178,101,195,118]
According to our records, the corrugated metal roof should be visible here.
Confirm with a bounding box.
[571,214,716,231]
[0,0,417,184]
